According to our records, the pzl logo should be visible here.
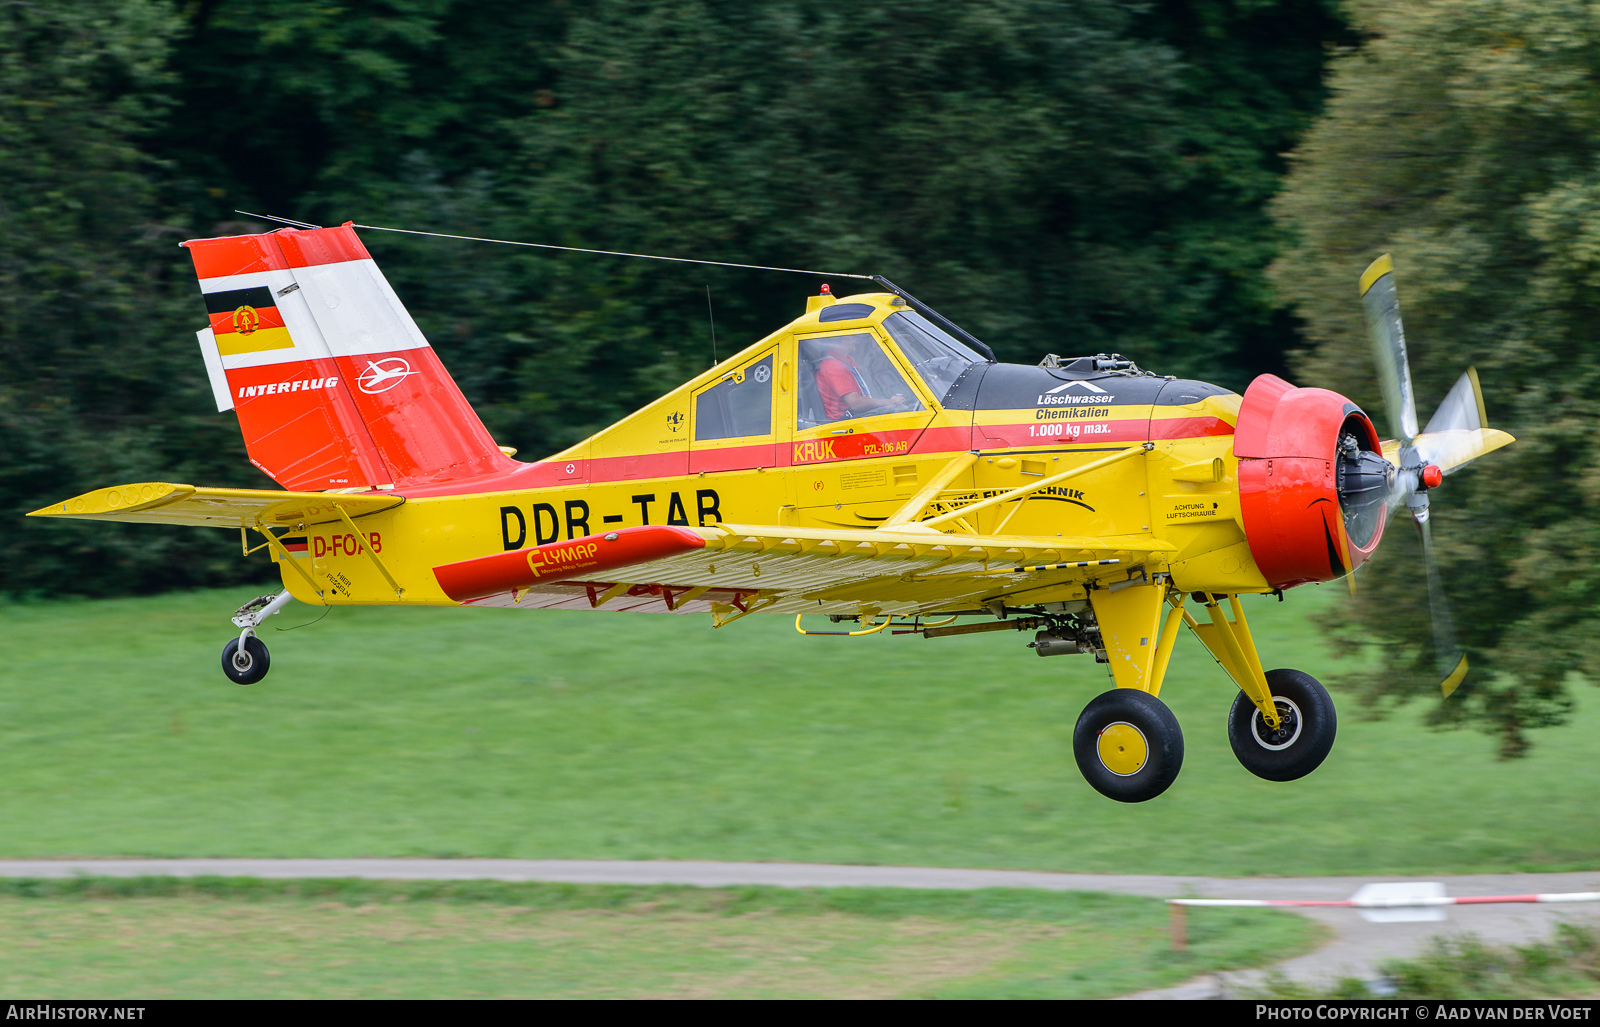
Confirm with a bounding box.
[666,410,684,432]
[358,357,421,394]
[233,305,260,335]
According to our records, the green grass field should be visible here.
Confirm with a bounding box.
[0,878,1314,999]
[1,585,1597,875]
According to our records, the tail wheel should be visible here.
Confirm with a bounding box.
[1073,689,1184,803]
[222,636,270,685]
[1228,669,1337,782]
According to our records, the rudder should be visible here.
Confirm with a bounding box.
[183,223,514,491]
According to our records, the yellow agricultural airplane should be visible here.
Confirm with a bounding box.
[30,226,1513,801]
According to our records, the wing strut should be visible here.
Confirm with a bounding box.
[333,502,405,597]
[255,527,325,601]
[881,451,980,528]
[919,443,1153,531]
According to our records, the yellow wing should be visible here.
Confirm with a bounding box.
[28,482,404,529]
[452,521,1176,619]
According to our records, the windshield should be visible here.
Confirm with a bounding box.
[881,311,983,402]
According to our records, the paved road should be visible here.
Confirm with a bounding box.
[2,859,1595,996]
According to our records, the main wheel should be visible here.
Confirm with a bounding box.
[1228,669,1336,782]
[1073,689,1184,803]
[221,636,270,685]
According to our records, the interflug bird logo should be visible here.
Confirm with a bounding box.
[358,357,420,394]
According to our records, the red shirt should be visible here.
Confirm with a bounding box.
[816,355,870,420]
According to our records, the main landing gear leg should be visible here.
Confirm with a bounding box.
[1073,580,1187,803]
[1186,593,1337,782]
[223,590,292,685]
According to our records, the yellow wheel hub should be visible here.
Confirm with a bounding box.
[1097,722,1148,777]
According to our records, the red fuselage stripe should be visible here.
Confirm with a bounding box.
[396,415,1233,498]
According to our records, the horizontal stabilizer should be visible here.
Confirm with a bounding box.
[29,482,403,529]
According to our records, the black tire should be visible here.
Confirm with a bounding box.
[221,636,270,685]
[1073,689,1184,803]
[1228,669,1336,782]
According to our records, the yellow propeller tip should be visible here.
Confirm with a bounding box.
[1359,253,1394,297]
[1441,654,1468,697]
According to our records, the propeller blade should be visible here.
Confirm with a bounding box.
[1359,254,1420,446]
[1412,368,1515,476]
[1357,263,1496,700]
[1423,367,1487,435]
[1417,514,1469,697]
[1414,427,1516,477]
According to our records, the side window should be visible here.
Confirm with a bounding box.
[796,333,924,428]
[695,354,773,441]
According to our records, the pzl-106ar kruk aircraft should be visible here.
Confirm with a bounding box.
[31,224,1513,802]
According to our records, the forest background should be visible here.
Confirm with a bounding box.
[2,0,1594,757]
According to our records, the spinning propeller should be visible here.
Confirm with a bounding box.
[1357,255,1514,697]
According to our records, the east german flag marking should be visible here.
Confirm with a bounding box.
[204,286,294,356]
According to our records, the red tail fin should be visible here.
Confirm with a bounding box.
[182,223,515,491]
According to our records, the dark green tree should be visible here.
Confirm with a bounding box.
[0,0,274,597]
[158,0,567,218]
[1135,0,1353,381]
[1272,0,1600,756]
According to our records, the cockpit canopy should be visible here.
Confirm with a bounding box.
[794,309,984,430]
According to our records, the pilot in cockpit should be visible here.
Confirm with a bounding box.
[811,334,914,422]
